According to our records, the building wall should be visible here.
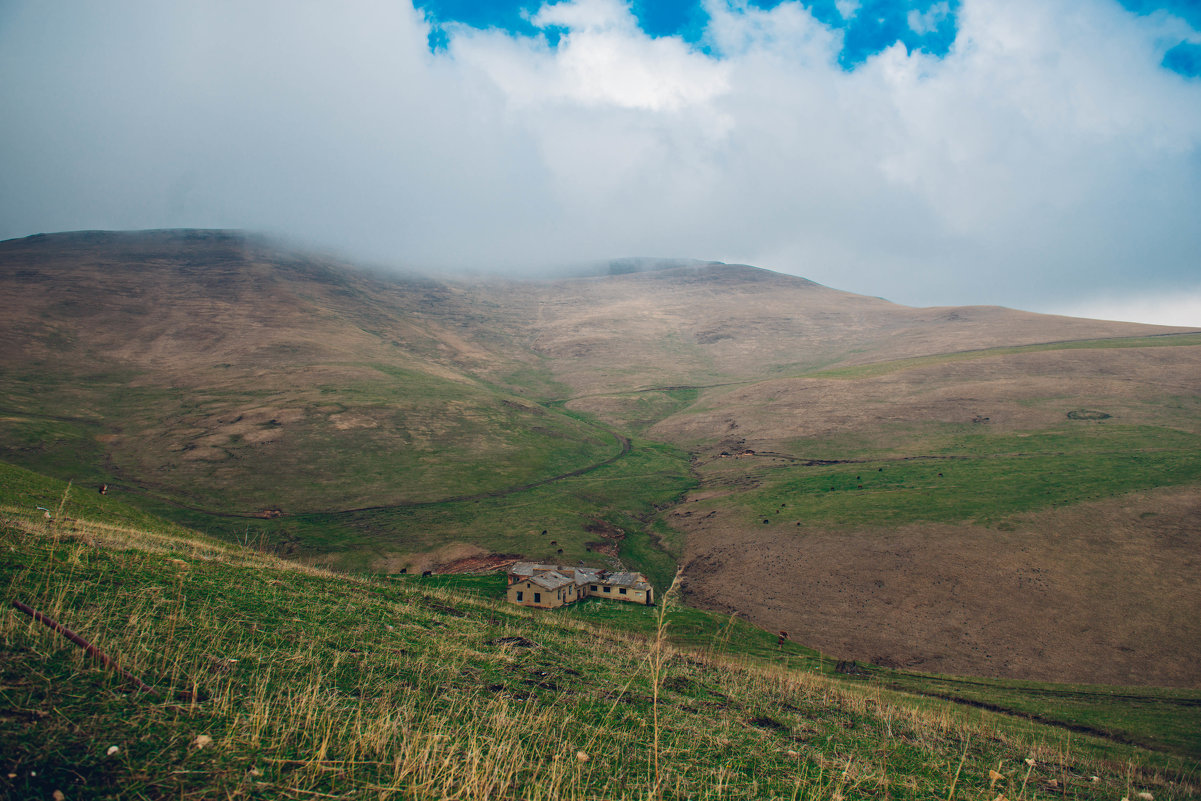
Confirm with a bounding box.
[586,584,653,605]
[506,571,656,608]
[508,580,570,609]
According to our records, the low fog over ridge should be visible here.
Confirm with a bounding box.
[1,0,1199,324]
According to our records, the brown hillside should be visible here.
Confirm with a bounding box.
[476,262,1179,398]
[3,229,1199,687]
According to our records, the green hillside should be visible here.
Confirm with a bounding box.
[2,468,1198,799]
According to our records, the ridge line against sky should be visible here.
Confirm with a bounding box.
[1,0,1199,324]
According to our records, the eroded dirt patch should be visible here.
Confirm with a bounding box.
[436,553,524,573]
[584,518,625,558]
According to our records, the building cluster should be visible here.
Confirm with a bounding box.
[506,562,654,609]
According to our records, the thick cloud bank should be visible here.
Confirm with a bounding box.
[1,0,1198,322]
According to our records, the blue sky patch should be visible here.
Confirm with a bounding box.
[414,0,963,67]
[631,0,710,42]
[1163,41,1201,78]
[416,0,1197,77]
[1115,0,1201,79]
[1116,0,1201,30]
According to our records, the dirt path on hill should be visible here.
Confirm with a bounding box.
[109,427,633,519]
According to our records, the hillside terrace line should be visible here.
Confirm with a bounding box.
[506,562,654,609]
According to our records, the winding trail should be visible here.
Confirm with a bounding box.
[114,424,633,520]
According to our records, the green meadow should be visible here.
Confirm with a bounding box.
[718,425,1201,528]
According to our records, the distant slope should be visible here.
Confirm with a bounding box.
[473,261,1180,399]
[0,230,613,513]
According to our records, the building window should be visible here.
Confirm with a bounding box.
[603,586,611,593]
[534,592,541,603]
[619,587,627,595]
[592,585,599,592]
[516,591,523,602]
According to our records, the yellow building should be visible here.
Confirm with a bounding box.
[506,563,654,608]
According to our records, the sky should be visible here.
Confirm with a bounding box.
[1,0,1199,324]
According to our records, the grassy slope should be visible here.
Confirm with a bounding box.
[703,424,1201,529]
[2,479,1198,800]
[0,231,621,513]
[807,333,1201,380]
[0,233,696,575]
[0,362,618,512]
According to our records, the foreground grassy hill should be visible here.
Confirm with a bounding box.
[2,473,1198,800]
[3,229,1200,688]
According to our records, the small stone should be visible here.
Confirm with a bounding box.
[385,624,394,631]
[785,749,800,757]
[53,791,65,801]
[194,735,212,749]
[1137,793,1154,801]
[576,750,589,762]
[106,746,120,756]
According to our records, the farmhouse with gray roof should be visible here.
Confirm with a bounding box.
[506,563,654,609]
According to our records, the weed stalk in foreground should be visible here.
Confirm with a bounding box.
[651,570,682,800]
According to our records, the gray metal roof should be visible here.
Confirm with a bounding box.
[509,562,649,591]
[605,571,649,588]
[572,567,603,585]
[529,570,574,590]
[510,562,557,577]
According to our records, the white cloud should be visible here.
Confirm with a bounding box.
[532,0,637,33]
[453,1,729,111]
[908,2,949,35]
[0,0,1198,313]
[1048,290,1201,327]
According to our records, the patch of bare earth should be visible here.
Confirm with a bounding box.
[583,518,625,558]
[675,486,1201,687]
[370,542,523,575]
[436,553,524,573]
